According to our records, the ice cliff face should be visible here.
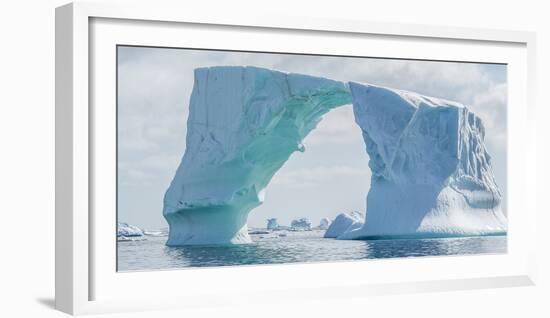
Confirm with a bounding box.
[163,66,351,245]
[337,83,507,239]
[164,66,506,245]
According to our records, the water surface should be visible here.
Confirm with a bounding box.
[117,230,506,271]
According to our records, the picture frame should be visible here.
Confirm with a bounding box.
[55,1,537,315]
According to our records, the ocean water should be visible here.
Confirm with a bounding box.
[117,230,507,272]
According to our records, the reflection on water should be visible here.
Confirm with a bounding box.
[117,231,507,271]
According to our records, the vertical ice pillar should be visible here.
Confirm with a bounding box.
[339,82,507,239]
[163,66,351,245]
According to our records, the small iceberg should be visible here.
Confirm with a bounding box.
[291,218,312,231]
[324,212,364,238]
[267,218,279,230]
[318,218,331,230]
[117,222,145,241]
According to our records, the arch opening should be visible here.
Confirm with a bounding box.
[249,105,371,231]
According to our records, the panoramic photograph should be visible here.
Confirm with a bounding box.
[116,45,508,271]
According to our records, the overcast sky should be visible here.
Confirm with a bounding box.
[117,46,507,230]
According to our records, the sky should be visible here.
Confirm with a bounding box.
[117,46,507,230]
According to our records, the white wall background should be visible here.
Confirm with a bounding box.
[0,0,548,317]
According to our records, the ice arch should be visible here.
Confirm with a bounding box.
[163,66,506,246]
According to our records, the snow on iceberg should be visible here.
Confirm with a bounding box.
[324,212,364,238]
[338,83,507,239]
[163,66,351,245]
[117,222,144,237]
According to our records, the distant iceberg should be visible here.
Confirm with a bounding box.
[117,222,144,237]
[291,218,312,230]
[318,218,331,230]
[324,212,364,238]
[267,218,279,230]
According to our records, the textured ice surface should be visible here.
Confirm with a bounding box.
[324,212,364,238]
[163,66,351,245]
[117,222,144,237]
[338,83,507,239]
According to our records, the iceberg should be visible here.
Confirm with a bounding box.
[163,66,351,245]
[163,66,506,245]
[324,212,364,238]
[338,83,507,239]
[117,222,144,237]
[318,217,332,230]
[267,218,279,230]
[291,218,312,230]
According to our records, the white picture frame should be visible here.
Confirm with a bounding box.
[55,1,537,315]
